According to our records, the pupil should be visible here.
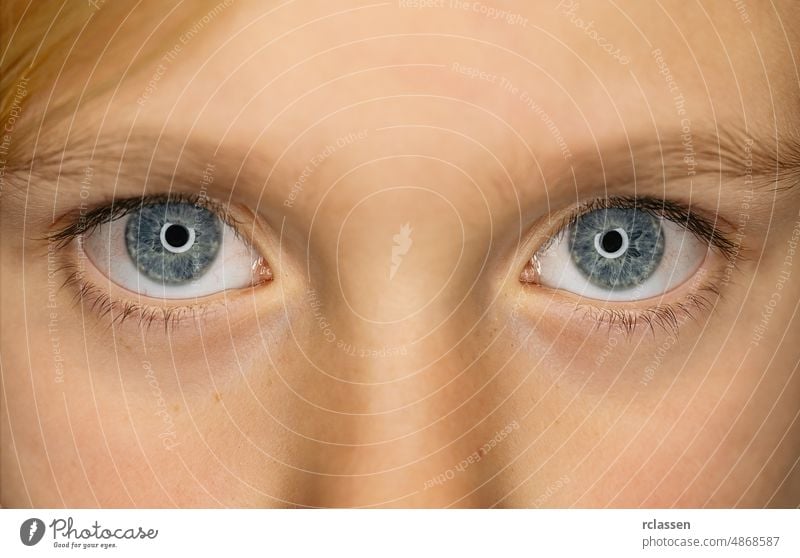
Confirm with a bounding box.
[164,224,190,248]
[601,230,623,253]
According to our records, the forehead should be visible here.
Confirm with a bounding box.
[133,2,793,122]
[73,1,798,210]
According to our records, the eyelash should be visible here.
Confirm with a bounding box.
[579,283,722,338]
[544,196,739,259]
[48,193,248,332]
[527,196,743,337]
[47,192,241,248]
[49,194,741,336]
[59,273,212,333]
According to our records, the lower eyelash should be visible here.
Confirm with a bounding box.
[574,280,722,339]
[58,261,208,333]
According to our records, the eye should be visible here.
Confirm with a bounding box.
[82,200,271,299]
[523,205,709,301]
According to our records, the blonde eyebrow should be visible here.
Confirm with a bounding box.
[8,123,800,217]
[538,127,800,200]
[651,129,800,190]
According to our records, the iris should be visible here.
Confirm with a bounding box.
[125,202,221,284]
[569,207,664,289]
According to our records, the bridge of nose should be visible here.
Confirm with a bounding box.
[290,226,518,506]
[304,165,503,310]
[269,150,525,506]
[291,328,515,508]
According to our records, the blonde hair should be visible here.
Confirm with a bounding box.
[0,2,218,177]
[1,3,94,164]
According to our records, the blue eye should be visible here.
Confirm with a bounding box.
[526,200,709,302]
[569,207,664,290]
[125,202,222,285]
[82,197,270,300]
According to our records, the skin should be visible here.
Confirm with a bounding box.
[1,0,799,508]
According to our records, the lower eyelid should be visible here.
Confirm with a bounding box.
[63,266,247,332]
[522,260,726,336]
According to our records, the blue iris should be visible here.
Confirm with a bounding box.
[569,207,664,290]
[125,202,221,285]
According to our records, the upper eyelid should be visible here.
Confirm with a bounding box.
[46,193,243,248]
[550,196,740,261]
[50,194,737,265]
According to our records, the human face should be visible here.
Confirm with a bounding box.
[2,0,799,508]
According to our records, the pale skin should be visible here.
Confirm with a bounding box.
[1,1,799,508]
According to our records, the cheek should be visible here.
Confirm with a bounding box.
[58,327,295,506]
[2,290,294,506]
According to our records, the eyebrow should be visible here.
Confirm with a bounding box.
[643,129,800,190]
[11,125,800,209]
[11,132,278,202]
[536,127,800,202]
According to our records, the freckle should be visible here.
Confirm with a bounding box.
[172,404,180,413]
[477,447,486,457]
[213,392,222,403]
